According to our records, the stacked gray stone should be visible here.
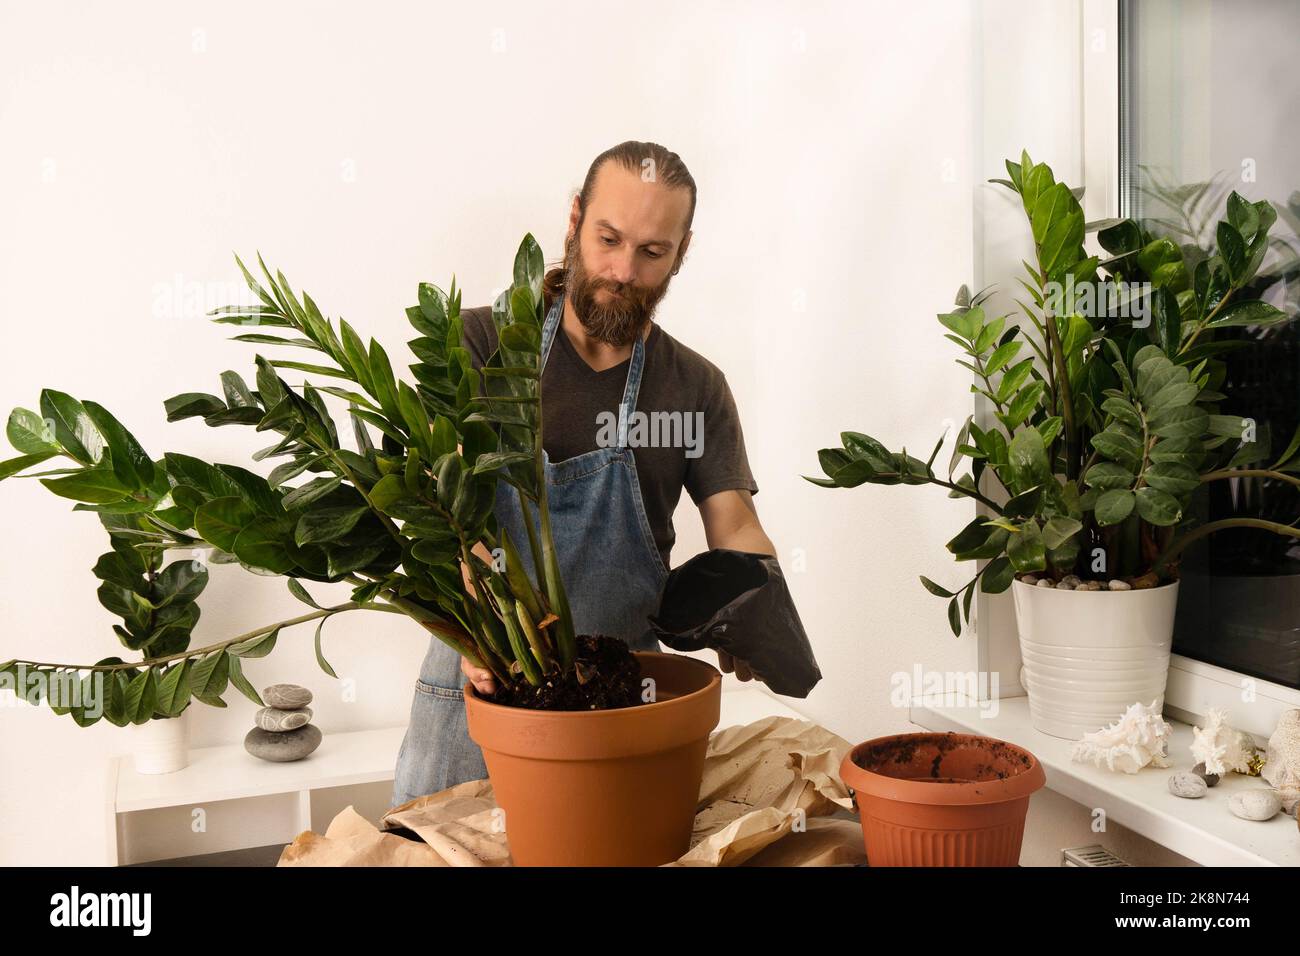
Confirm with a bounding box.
[243,684,322,762]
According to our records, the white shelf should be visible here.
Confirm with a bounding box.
[107,683,806,864]
[910,695,1298,868]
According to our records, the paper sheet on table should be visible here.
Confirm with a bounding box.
[276,716,864,867]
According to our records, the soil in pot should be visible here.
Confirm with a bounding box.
[485,634,643,710]
[841,732,1046,866]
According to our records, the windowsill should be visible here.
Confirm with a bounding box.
[909,695,1297,867]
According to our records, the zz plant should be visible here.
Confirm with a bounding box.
[0,235,585,725]
[809,151,1299,634]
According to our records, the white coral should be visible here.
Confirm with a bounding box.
[1070,700,1173,774]
[1261,709,1300,812]
[1190,707,1256,776]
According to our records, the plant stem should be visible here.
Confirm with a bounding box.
[1179,288,1236,356]
[1043,309,1079,480]
[1154,518,1300,573]
[8,602,393,672]
[1200,468,1300,491]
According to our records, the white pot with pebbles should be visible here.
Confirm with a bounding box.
[1012,574,1180,740]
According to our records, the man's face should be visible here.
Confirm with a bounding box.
[563,162,691,347]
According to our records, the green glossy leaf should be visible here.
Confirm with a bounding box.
[315,615,338,678]
[40,389,104,464]
[0,451,58,480]
[295,505,369,546]
[280,476,343,509]
[155,661,192,716]
[6,408,57,455]
[1007,520,1046,573]
[232,520,296,574]
[1151,406,1209,439]
[1084,461,1134,490]
[228,627,280,659]
[194,496,257,552]
[1207,300,1287,329]
[1134,486,1182,526]
[1143,461,1200,497]
[40,467,132,503]
[188,650,229,701]
[226,655,264,707]
[980,555,1015,593]
[1094,488,1136,526]
[1041,516,1083,551]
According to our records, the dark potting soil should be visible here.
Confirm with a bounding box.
[485,634,644,711]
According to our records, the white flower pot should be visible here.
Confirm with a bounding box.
[131,709,191,774]
[1012,579,1179,740]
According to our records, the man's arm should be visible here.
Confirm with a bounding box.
[698,488,775,556]
[697,489,776,681]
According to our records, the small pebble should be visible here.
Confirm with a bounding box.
[1077,580,1103,591]
[1055,580,1075,590]
[1108,579,1132,591]
[1061,575,1082,588]
[1228,789,1281,822]
[263,684,313,709]
[1191,762,1220,787]
[1021,575,1039,587]
[1167,772,1207,799]
[1036,578,1055,588]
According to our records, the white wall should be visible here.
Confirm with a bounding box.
[0,0,1053,865]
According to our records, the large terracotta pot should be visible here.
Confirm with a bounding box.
[464,651,721,866]
[841,732,1045,866]
[1012,579,1179,739]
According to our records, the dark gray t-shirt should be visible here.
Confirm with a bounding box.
[461,304,758,569]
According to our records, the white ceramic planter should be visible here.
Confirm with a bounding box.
[1011,579,1179,740]
[131,708,191,774]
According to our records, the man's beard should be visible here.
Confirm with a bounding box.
[562,229,673,347]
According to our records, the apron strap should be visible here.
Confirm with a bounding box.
[538,294,648,451]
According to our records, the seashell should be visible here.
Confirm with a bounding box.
[1070,700,1172,774]
[1191,707,1257,776]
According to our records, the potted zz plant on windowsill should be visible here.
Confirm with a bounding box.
[810,151,1299,743]
[810,151,1297,867]
[0,235,721,867]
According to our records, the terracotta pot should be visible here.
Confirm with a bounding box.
[464,651,721,866]
[840,732,1045,866]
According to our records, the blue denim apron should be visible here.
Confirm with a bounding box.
[390,295,669,807]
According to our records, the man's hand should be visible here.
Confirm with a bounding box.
[462,656,496,696]
[717,650,753,681]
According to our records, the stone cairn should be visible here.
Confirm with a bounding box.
[243,684,322,762]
